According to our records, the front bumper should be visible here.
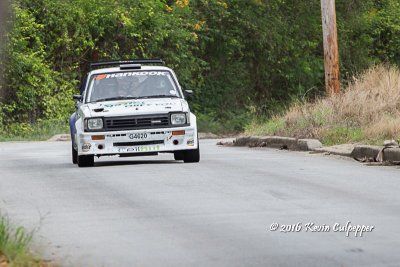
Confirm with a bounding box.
[76,126,198,156]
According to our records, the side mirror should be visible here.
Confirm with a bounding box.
[184,90,194,100]
[73,95,82,109]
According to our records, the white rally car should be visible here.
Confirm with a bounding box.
[69,59,200,167]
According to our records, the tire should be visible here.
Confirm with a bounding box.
[78,155,94,167]
[72,143,78,164]
[183,142,200,163]
[174,151,184,161]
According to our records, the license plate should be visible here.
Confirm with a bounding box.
[117,145,161,153]
[128,133,148,140]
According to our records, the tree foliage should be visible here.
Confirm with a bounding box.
[1,0,399,132]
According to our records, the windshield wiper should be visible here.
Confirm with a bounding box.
[92,96,139,103]
[138,95,179,99]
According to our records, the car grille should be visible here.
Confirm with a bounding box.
[104,114,170,131]
[113,140,164,147]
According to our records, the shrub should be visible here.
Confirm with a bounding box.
[246,65,400,145]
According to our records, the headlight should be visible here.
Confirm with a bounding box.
[171,113,187,125]
[87,118,104,130]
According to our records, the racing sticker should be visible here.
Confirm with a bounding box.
[95,74,107,80]
[146,102,176,107]
[82,143,91,152]
[187,138,195,146]
[105,71,168,79]
[99,101,145,108]
[118,145,160,153]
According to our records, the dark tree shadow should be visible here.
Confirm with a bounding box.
[93,159,181,167]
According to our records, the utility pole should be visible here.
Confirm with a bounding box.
[321,0,340,95]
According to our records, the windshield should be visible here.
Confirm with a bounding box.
[87,70,180,103]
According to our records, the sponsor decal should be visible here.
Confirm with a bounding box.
[96,101,176,109]
[187,138,194,146]
[82,143,91,152]
[146,102,176,107]
[95,74,107,80]
[99,101,145,109]
[105,71,168,79]
[167,131,173,140]
[118,145,160,153]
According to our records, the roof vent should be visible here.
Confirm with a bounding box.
[120,64,141,70]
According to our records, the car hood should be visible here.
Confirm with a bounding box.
[84,98,187,117]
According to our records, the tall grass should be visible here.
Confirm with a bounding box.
[0,119,68,142]
[0,214,43,266]
[246,65,400,145]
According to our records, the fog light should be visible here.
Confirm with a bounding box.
[98,144,104,150]
[173,140,179,145]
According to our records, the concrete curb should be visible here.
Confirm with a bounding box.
[313,144,355,157]
[234,136,323,151]
[233,136,400,162]
[47,134,71,141]
[351,145,400,162]
[350,145,382,159]
[383,147,400,162]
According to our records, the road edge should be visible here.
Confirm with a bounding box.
[232,136,400,163]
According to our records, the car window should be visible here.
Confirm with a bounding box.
[87,71,180,102]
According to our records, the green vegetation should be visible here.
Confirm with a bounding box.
[0,214,43,266]
[0,0,400,140]
[0,119,68,142]
[322,127,363,146]
[246,65,400,145]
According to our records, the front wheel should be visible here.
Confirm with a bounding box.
[174,151,184,161]
[72,143,78,164]
[78,155,94,167]
[183,145,200,163]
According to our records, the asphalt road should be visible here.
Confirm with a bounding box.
[0,140,400,267]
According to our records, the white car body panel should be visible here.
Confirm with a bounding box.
[74,65,198,157]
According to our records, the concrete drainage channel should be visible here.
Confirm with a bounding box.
[229,136,400,164]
